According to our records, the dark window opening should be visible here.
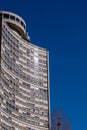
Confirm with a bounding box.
[10,15,15,20]
[16,17,20,23]
[21,21,24,26]
[24,24,25,29]
[4,14,9,19]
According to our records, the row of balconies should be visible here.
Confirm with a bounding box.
[3,21,48,57]
[2,58,44,87]
[2,52,47,84]
[1,67,48,98]
[2,24,19,43]
[2,26,47,60]
[1,82,47,105]
[2,42,47,80]
[1,114,49,130]
[0,90,48,118]
[1,79,48,106]
[1,84,48,110]
[0,102,49,128]
[1,116,37,130]
[2,26,47,63]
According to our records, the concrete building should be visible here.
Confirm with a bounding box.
[0,11,50,130]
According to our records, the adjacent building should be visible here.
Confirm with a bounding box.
[0,11,50,130]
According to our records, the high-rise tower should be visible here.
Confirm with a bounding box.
[0,11,50,130]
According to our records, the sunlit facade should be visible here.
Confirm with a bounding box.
[0,11,50,130]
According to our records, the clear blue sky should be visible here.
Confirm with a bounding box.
[0,0,87,130]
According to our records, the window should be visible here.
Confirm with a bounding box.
[6,101,18,111]
[10,15,15,20]
[21,21,24,26]
[4,13,9,19]
[16,17,20,22]
[5,108,12,114]
[24,24,25,29]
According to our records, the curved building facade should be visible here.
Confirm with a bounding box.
[0,11,50,130]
